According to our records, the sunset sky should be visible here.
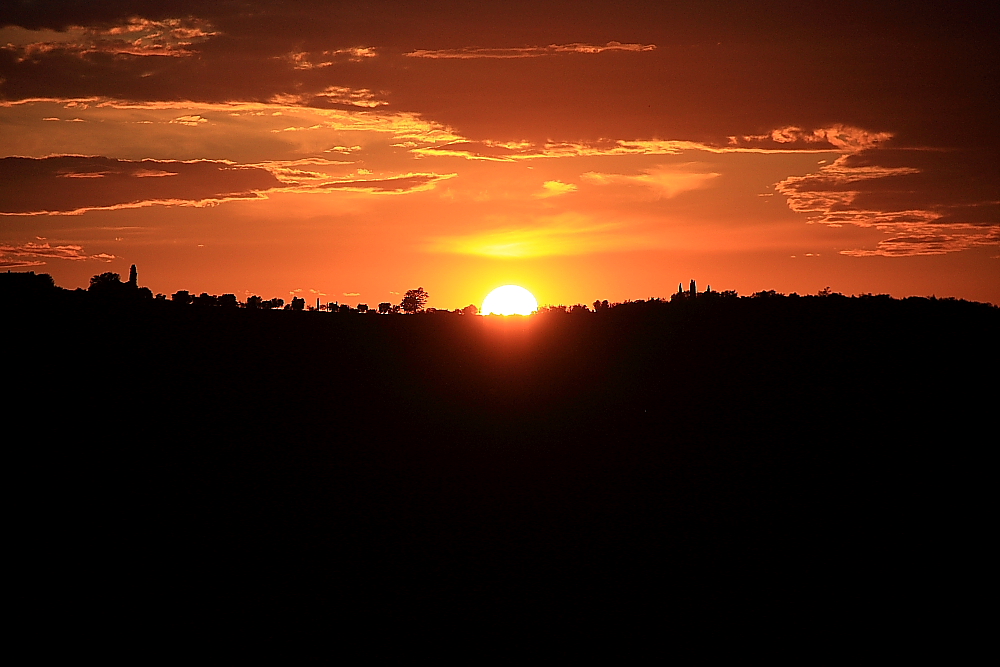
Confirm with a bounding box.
[2,1,996,308]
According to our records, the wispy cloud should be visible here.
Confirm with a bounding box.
[0,258,45,269]
[581,165,720,199]
[534,181,578,198]
[168,115,208,126]
[0,18,218,60]
[314,86,388,108]
[0,98,456,147]
[839,225,1000,257]
[406,41,656,59]
[0,241,115,267]
[279,47,377,69]
[0,154,455,213]
[406,138,687,161]
[268,87,390,108]
[405,132,873,163]
[776,150,1000,256]
[0,156,281,215]
[252,158,356,185]
[319,172,456,194]
[732,125,893,153]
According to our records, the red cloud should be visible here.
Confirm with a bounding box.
[319,172,456,194]
[0,241,115,267]
[406,42,656,59]
[4,17,218,61]
[776,149,1000,256]
[0,156,283,214]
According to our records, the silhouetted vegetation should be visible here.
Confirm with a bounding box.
[401,286,429,313]
[0,270,54,305]
[5,269,997,640]
[87,266,152,301]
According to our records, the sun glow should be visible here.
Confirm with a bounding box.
[481,285,538,316]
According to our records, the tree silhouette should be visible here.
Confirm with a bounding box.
[291,296,305,311]
[378,302,391,314]
[401,287,428,314]
[0,271,56,305]
[193,292,218,307]
[172,290,192,305]
[89,272,122,293]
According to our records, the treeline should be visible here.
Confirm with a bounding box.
[2,269,466,315]
[6,266,998,640]
[3,268,995,316]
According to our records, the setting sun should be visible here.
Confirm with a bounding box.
[481,285,538,316]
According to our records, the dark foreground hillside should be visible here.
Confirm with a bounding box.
[7,288,998,643]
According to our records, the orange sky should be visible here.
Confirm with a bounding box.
[2,2,997,307]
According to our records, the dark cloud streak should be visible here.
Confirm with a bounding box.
[319,172,455,193]
[776,149,999,256]
[0,156,282,214]
[0,240,115,266]
[406,42,655,59]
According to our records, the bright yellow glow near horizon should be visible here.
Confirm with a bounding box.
[481,285,539,316]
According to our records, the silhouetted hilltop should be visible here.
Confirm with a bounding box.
[7,270,998,641]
